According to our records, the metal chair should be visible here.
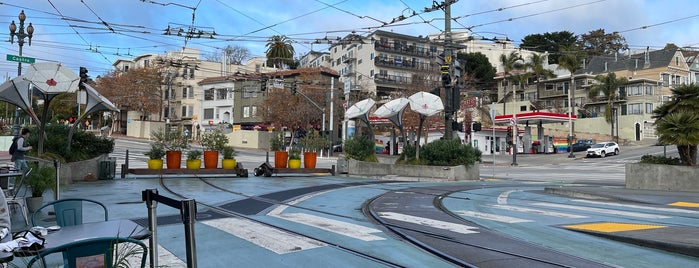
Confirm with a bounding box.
[6,168,31,225]
[26,236,147,268]
[31,198,108,227]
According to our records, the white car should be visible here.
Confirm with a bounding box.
[586,142,620,158]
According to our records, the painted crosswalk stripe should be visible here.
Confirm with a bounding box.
[273,213,385,241]
[202,218,325,254]
[572,199,699,214]
[455,210,532,223]
[378,212,480,234]
[489,204,588,219]
[530,202,671,219]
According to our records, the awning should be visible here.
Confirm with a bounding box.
[495,111,576,125]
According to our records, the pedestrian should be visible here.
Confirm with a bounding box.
[386,141,391,155]
[11,128,32,173]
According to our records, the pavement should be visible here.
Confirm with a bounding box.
[3,143,698,267]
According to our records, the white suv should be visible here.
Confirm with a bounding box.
[586,142,620,158]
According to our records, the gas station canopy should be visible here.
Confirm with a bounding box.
[495,111,576,125]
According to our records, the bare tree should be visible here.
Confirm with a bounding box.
[94,67,163,120]
[204,45,251,65]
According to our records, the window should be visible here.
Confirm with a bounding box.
[645,103,653,114]
[370,70,374,77]
[645,86,654,95]
[358,59,362,65]
[182,86,188,98]
[370,52,374,60]
[144,60,150,67]
[358,44,363,50]
[662,73,669,86]
[243,106,250,118]
[182,68,188,78]
[203,108,214,119]
[216,88,227,100]
[545,84,553,91]
[181,106,187,117]
[189,68,195,79]
[243,86,257,98]
[204,89,214,101]
[251,106,258,117]
[627,85,642,96]
[627,103,642,115]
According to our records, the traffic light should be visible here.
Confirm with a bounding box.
[291,82,297,95]
[260,78,267,91]
[68,116,76,123]
[441,65,451,86]
[472,122,482,132]
[506,126,513,145]
[79,67,88,90]
[451,121,464,132]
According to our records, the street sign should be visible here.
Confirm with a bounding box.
[6,54,35,64]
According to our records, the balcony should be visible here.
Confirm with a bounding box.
[374,74,411,85]
[374,57,434,71]
[374,42,435,58]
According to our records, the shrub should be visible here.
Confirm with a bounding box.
[343,135,376,162]
[222,146,236,159]
[639,154,682,165]
[26,125,114,162]
[186,149,202,160]
[408,139,482,167]
[200,130,228,152]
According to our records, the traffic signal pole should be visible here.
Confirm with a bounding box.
[443,0,454,140]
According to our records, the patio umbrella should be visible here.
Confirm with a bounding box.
[67,84,119,146]
[373,97,409,147]
[345,98,375,138]
[22,62,80,154]
[0,76,40,124]
[408,91,444,159]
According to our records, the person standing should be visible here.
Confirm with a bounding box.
[11,128,32,172]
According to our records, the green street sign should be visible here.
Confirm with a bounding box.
[6,54,35,64]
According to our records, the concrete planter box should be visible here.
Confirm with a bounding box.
[31,154,108,185]
[345,158,480,181]
[626,163,699,192]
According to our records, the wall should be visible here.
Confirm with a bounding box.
[126,118,166,139]
[625,163,699,192]
[228,130,269,149]
[346,158,480,181]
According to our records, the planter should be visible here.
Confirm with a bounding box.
[26,196,43,213]
[303,152,317,168]
[147,159,163,170]
[274,151,289,169]
[166,151,182,169]
[222,159,237,169]
[288,159,301,169]
[203,151,219,169]
[186,159,201,170]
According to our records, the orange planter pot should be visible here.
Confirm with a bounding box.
[203,151,219,169]
[166,151,182,169]
[274,151,288,169]
[303,152,317,168]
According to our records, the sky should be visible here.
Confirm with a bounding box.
[1,0,697,78]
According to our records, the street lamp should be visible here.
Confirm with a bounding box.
[9,10,35,136]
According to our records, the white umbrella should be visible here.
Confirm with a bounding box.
[23,62,80,94]
[0,76,40,123]
[345,98,376,137]
[409,91,444,116]
[373,97,409,121]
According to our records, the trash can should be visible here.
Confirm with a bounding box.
[99,157,116,180]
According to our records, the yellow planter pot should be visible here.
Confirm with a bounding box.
[147,159,163,170]
[186,159,201,169]
[288,159,301,169]
[222,159,237,169]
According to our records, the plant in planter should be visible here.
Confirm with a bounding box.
[270,131,288,168]
[200,130,229,169]
[144,142,166,169]
[185,149,202,169]
[152,128,190,169]
[25,163,57,212]
[299,130,330,168]
[287,148,301,169]
[221,146,237,169]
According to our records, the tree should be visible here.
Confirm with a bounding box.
[527,52,554,111]
[520,31,578,63]
[265,35,295,69]
[205,45,251,65]
[94,67,163,119]
[588,72,628,139]
[456,52,496,91]
[579,29,629,56]
[499,51,525,110]
[653,84,699,165]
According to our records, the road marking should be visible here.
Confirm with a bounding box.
[202,218,325,254]
[573,199,699,214]
[563,222,666,233]
[378,212,480,234]
[455,210,532,223]
[496,190,521,205]
[530,202,671,219]
[273,213,385,241]
[668,201,699,208]
[489,204,588,219]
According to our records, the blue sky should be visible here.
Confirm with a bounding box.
[1,0,697,77]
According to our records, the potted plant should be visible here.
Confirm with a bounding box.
[144,142,165,169]
[221,146,237,169]
[25,163,57,212]
[200,130,229,169]
[270,131,288,169]
[152,127,189,169]
[288,148,301,169]
[185,149,202,170]
[299,130,329,168]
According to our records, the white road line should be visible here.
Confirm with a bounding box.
[497,190,521,204]
[572,199,699,214]
[489,204,588,219]
[273,213,385,241]
[455,210,533,223]
[202,218,325,254]
[378,212,480,234]
[530,202,671,219]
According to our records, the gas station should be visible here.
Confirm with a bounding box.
[494,111,577,154]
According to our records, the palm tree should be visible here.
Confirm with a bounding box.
[557,46,583,156]
[588,72,628,140]
[499,51,525,112]
[653,84,699,165]
[265,35,295,68]
[527,53,554,109]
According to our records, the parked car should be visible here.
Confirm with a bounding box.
[586,142,620,158]
[571,138,594,152]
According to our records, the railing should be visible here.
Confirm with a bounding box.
[374,42,436,58]
[142,189,198,268]
[374,74,411,85]
[374,57,433,71]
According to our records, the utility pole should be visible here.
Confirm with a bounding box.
[443,1,454,140]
